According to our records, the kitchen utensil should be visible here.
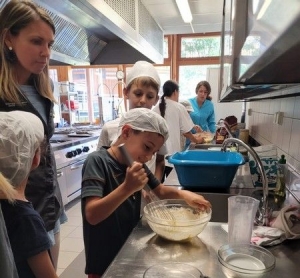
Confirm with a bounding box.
[218,243,275,278]
[143,262,204,278]
[118,144,174,220]
[144,199,211,241]
[228,196,259,244]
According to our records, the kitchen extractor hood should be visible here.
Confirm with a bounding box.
[219,0,300,102]
[32,0,164,66]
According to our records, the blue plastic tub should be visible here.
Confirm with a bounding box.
[168,150,245,189]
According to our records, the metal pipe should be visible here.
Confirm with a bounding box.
[221,138,269,226]
[216,119,235,138]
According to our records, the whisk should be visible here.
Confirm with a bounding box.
[118,144,174,220]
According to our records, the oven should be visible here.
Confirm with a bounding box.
[51,136,98,206]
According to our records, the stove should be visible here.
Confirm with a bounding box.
[54,125,102,135]
[53,139,97,167]
[51,133,99,206]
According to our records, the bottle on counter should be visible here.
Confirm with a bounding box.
[275,154,287,198]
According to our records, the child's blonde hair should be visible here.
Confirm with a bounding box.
[0,173,16,203]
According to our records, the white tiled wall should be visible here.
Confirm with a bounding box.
[247,95,300,180]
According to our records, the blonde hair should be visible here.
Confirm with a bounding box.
[0,0,56,104]
[126,76,160,94]
[0,173,16,203]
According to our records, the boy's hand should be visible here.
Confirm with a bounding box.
[124,162,148,193]
[182,190,212,212]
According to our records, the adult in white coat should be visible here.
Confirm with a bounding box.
[153,80,203,179]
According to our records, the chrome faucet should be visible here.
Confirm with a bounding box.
[216,119,235,138]
[221,137,269,226]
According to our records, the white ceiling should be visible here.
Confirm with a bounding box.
[141,0,224,35]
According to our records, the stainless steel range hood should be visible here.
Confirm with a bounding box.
[220,0,300,102]
[34,0,164,66]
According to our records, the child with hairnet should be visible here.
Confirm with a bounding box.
[82,108,211,277]
[0,174,18,278]
[97,61,166,180]
[0,111,58,278]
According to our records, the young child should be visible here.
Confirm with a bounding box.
[97,60,166,180]
[0,174,18,278]
[82,108,211,277]
[0,111,58,278]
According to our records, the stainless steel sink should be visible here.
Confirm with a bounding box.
[188,142,222,150]
[198,192,235,222]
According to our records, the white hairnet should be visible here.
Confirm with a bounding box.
[0,111,44,186]
[126,61,161,88]
[180,100,194,112]
[118,108,169,142]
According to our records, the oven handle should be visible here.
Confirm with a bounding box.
[70,160,85,170]
[57,171,63,178]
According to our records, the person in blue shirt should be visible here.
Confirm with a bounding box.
[189,81,216,133]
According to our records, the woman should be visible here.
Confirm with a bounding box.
[0,0,66,269]
[153,80,203,180]
[189,80,216,133]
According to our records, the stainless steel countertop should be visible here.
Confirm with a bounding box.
[103,219,300,277]
[102,165,300,277]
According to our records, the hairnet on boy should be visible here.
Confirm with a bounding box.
[118,108,169,142]
[0,111,44,186]
[126,61,161,88]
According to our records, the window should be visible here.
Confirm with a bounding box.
[70,67,125,123]
[163,37,169,59]
[49,69,58,82]
[178,65,219,99]
[180,36,221,58]
[154,66,171,95]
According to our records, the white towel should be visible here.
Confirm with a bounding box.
[221,224,286,246]
[270,205,300,240]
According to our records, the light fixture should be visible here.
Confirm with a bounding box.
[175,0,193,23]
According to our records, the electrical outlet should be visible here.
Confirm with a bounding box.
[277,112,284,125]
[273,112,278,124]
[248,108,252,116]
[273,111,284,125]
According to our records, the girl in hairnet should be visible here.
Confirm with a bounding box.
[0,111,58,278]
[0,174,18,278]
[81,108,211,277]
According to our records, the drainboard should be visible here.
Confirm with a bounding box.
[50,139,70,144]
[198,192,235,222]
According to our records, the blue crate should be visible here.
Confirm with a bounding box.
[168,150,245,189]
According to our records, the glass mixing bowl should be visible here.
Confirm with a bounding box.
[144,199,211,242]
[143,262,204,277]
[218,243,275,278]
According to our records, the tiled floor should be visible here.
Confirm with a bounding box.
[57,198,86,277]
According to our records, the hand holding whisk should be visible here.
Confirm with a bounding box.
[118,143,175,220]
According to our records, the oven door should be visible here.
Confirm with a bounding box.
[65,159,85,203]
[57,167,68,206]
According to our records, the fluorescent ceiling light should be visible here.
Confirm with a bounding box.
[175,0,193,23]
